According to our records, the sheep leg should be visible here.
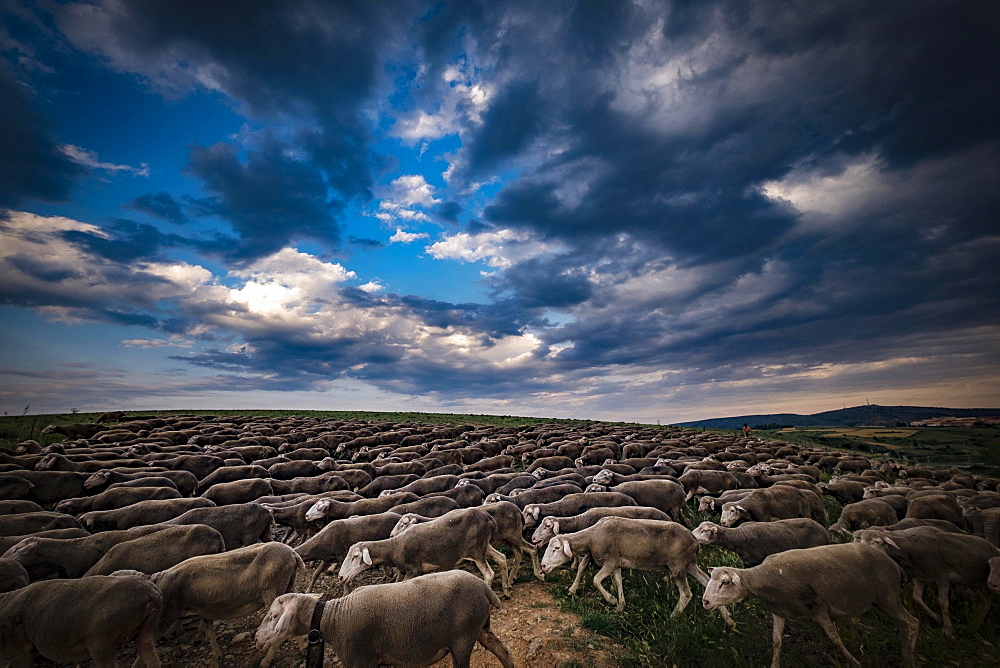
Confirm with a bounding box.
[506,543,523,582]
[470,556,495,588]
[478,627,515,668]
[449,635,477,668]
[520,539,545,580]
[305,560,328,593]
[613,567,625,610]
[973,588,992,627]
[911,580,941,622]
[936,579,954,636]
[671,574,693,617]
[134,624,163,668]
[200,618,223,667]
[815,611,861,667]
[486,544,510,597]
[592,562,619,607]
[770,614,785,668]
[568,554,591,595]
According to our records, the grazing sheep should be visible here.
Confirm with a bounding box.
[3,525,168,579]
[2,470,87,504]
[0,511,83,536]
[691,519,830,566]
[255,571,513,668]
[0,573,162,667]
[0,475,35,500]
[40,422,106,439]
[164,503,274,550]
[817,479,869,505]
[151,542,304,666]
[719,485,827,527]
[295,512,403,592]
[0,499,44,515]
[194,464,269,494]
[83,524,226,576]
[586,479,688,525]
[677,469,743,501]
[55,485,182,515]
[84,468,198,496]
[828,499,899,534]
[201,477,274,505]
[703,543,918,668]
[522,491,638,528]
[339,507,509,597]
[96,411,127,423]
[854,526,1000,635]
[388,495,460,518]
[964,506,1000,546]
[0,527,90,554]
[541,517,722,618]
[0,557,29,592]
[392,500,544,582]
[303,492,419,524]
[698,489,755,513]
[882,518,967,533]
[80,497,216,532]
[904,493,966,528]
[530,505,671,546]
[268,474,348,495]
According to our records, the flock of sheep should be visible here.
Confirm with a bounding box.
[1,412,999,667]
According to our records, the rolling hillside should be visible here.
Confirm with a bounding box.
[675,404,1000,429]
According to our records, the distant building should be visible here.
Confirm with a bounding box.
[909,416,1000,427]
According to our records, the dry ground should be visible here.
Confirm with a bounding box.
[118,565,619,668]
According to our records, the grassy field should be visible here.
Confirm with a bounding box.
[756,425,1000,473]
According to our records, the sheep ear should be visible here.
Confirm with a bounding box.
[362,547,372,565]
[562,540,573,558]
[735,505,746,512]
[552,520,560,534]
[532,506,540,520]
[883,536,899,549]
[275,604,296,635]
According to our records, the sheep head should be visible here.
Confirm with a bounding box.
[703,567,747,610]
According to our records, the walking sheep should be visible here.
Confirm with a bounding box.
[254,570,513,668]
[0,573,163,667]
[702,543,918,668]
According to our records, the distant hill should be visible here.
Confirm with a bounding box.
[674,405,1000,429]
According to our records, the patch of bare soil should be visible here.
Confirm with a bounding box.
[117,566,620,667]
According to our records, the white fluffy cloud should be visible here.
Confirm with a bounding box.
[425,228,565,268]
[389,228,430,244]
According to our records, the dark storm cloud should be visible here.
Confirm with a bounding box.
[435,200,462,224]
[0,62,82,208]
[185,138,339,260]
[60,218,191,263]
[462,79,545,179]
[57,0,413,245]
[126,192,187,225]
[348,236,385,249]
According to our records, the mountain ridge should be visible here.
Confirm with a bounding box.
[674,405,1000,429]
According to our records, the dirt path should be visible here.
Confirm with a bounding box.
[124,568,620,667]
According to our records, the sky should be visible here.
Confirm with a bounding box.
[1,0,998,423]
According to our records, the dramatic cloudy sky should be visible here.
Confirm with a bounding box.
[1,1,998,422]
